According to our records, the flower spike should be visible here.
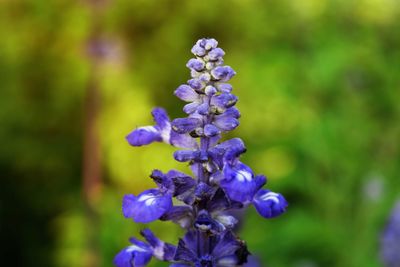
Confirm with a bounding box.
[115,38,288,267]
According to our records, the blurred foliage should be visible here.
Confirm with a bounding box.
[1,0,400,267]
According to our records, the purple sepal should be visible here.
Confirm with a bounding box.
[186,58,205,71]
[113,239,152,267]
[212,231,240,258]
[211,66,236,82]
[160,206,193,228]
[194,182,216,201]
[252,189,288,218]
[209,138,246,168]
[150,169,174,193]
[204,124,221,137]
[174,85,199,102]
[221,162,258,202]
[126,126,162,146]
[170,264,191,267]
[207,188,243,212]
[167,170,196,197]
[123,189,172,223]
[172,118,202,134]
[174,238,197,262]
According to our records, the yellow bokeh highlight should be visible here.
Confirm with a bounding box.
[253,146,296,179]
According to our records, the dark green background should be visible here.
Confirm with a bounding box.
[1,0,399,266]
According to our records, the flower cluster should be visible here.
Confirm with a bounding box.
[380,200,400,267]
[115,38,288,267]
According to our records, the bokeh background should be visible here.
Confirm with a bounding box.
[1,0,400,266]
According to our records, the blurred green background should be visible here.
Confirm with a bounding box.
[1,0,400,266]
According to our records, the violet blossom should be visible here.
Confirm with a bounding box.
[114,38,288,267]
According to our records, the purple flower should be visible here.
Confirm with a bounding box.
[173,230,248,266]
[122,189,172,223]
[211,66,236,82]
[221,162,258,203]
[252,189,288,218]
[126,108,197,149]
[113,238,152,267]
[115,38,288,267]
[380,200,400,267]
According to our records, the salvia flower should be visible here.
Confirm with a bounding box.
[380,200,400,267]
[115,38,288,266]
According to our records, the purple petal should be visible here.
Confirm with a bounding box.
[173,150,200,162]
[221,107,240,119]
[113,240,152,267]
[186,58,205,71]
[213,116,239,131]
[221,162,258,202]
[253,189,288,218]
[197,102,209,115]
[151,108,170,130]
[216,83,232,93]
[211,93,238,110]
[204,124,221,137]
[122,194,137,218]
[124,189,172,223]
[174,84,199,102]
[187,78,203,90]
[208,47,225,61]
[183,102,200,114]
[172,118,202,134]
[254,175,267,191]
[191,44,206,57]
[201,38,218,50]
[169,130,198,149]
[211,66,236,82]
[126,126,162,146]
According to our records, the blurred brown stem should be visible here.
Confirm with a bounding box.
[82,1,109,266]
